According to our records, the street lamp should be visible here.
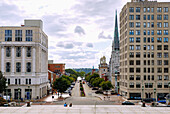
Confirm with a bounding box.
[142,85,144,101]
[18,88,20,106]
[154,88,156,102]
[6,82,8,104]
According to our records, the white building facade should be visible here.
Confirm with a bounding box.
[0,20,48,100]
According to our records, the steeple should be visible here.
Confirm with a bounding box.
[113,10,119,50]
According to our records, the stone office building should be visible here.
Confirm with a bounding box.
[119,0,170,100]
[0,20,48,100]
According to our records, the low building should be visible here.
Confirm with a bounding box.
[48,60,65,75]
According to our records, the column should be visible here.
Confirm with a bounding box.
[22,47,25,75]
[11,47,15,75]
[32,47,36,75]
[1,46,4,73]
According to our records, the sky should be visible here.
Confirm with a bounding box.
[0,0,169,69]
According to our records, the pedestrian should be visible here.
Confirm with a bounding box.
[64,102,67,107]
[69,103,72,107]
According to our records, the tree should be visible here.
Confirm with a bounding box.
[53,77,71,96]
[100,81,113,91]
[65,69,78,76]
[0,71,6,94]
[92,77,104,87]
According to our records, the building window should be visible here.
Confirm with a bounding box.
[147,30,150,35]
[6,47,11,57]
[164,22,168,28]
[158,75,162,80]
[6,62,11,72]
[129,60,134,65]
[157,45,162,50]
[136,75,140,80]
[26,30,33,41]
[136,83,141,88]
[164,60,168,65]
[136,60,140,65]
[129,22,134,28]
[144,37,146,42]
[144,52,146,58]
[130,68,134,73]
[157,15,162,20]
[136,22,140,28]
[157,7,162,12]
[136,37,140,43]
[129,37,134,43]
[136,7,140,12]
[157,53,162,58]
[136,52,140,58]
[151,7,154,12]
[15,30,22,41]
[144,15,146,20]
[15,79,17,85]
[129,15,134,20]
[19,79,21,85]
[164,15,168,20]
[129,7,134,12]
[143,7,146,12]
[16,62,21,72]
[164,83,168,88]
[164,30,168,35]
[157,83,162,88]
[130,52,134,58]
[27,47,31,57]
[143,30,146,35]
[164,45,168,50]
[147,7,150,12]
[147,15,150,20]
[26,79,28,84]
[152,75,154,80]
[143,22,146,28]
[151,22,154,28]
[136,45,140,50]
[151,37,154,42]
[164,75,169,80]
[164,37,168,42]
[130,45,134,50]
[151,46,154,51]
[157,22,162,28]
[136,30,140,35]
[157,68,162,73]
[8,79,10,85]
[5,30,12,41]
[157,37,162,42]
[136,68,140,73]
[26,62,31,72]
[164,7,168,12]
[164,68,168,73]
[129,30,134,35]
[164,52,168,58]
[136,15,140,20]
[16,47,21,57]
[157,60,162,65]
[143,45,146,50]
[157,30,162,35]
[152,68,154,73]
[151,30,154,35]
[130,82,134,88]
[151,15,154,20]
[29,79,31,84]
[144,75,146,80]
[130,75,134,80]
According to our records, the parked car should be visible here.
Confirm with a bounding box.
[142,98,156,103]
[95,90,103,94]
[122,101,135,105]
[92,87,98,90]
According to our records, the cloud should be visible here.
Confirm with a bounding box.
[98,31,112,39]
[86,43,93,48]
[56,42,74,49]
[48,46,56,50]
[74,26,85,35]
[65,43,74,49]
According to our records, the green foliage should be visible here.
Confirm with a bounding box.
[53,77,71,93]
[92,77,104,87]
[85,73,100,85]
[0,71,7,93]
[100,81,113,90]
[62,75,74,83]
[0,97,6,106]
[70,74,77,81]
[65,69,78,76]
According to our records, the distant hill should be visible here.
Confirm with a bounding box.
[73,68,99,74]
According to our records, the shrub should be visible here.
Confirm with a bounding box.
[0,97,6,106]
